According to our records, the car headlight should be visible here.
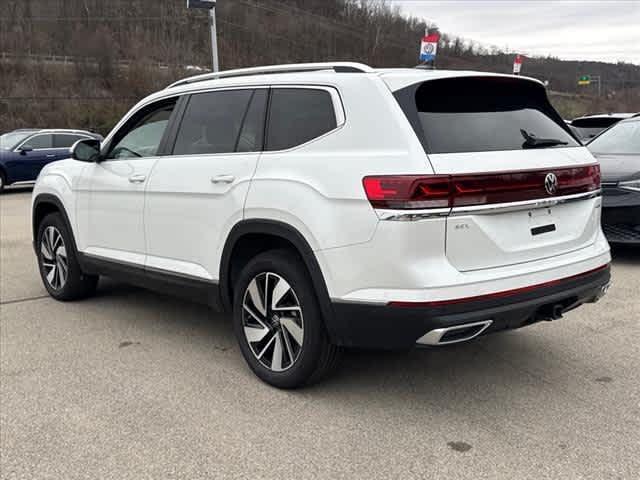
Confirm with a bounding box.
[618,180,640,192]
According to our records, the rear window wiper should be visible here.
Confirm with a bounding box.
[520,129,568,149]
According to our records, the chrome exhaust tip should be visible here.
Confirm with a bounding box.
[416,320,493,346]
[589,282,611,303]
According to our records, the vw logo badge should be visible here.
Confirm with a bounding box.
[545,173,558,195]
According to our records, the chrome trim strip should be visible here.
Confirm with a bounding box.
[450,190,601,216]
[377,208,451,221]
[416,320,493,346]
[376,190,600,221]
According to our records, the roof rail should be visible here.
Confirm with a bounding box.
[166,62,374,89]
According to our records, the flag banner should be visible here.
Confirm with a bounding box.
[419,34,440,62]
[513,54,523,74]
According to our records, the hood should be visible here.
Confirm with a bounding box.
[592,153,640,183]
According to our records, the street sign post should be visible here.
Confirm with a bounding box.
[419,33,440,64]
[578,75,591,86]
[578,75,602,96]
[513,54,523,75]
[187,0,218,72]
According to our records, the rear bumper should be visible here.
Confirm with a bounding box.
[602,206,640,244]
[329,264,610,349]
[602,187,640,244]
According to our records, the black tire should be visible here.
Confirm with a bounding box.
[232,249,341,389]
[36,212,98,301]
[0,170,6,192]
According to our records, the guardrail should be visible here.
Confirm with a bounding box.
[0,52,208,72]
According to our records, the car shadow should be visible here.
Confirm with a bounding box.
[89,277,592,403]
[1,186,34,195]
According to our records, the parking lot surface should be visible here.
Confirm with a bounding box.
[1,188,639,479]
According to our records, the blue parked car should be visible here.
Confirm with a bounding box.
[0,129,102,192]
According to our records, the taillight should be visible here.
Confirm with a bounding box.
[363,165,600,210]
[362,176,450,209]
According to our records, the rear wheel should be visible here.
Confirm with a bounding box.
[232,250,341,388]
[37,213,98,301]
[0,171,5,192]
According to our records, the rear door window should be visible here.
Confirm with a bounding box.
[172,89,255,155]
[54,134,88,149]
[266,88,337,151]
[395,77,579,154]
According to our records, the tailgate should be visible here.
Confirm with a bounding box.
[432,149,601,271]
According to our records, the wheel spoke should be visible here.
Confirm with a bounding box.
[244,324,270,343]
[46,264,57,285]
[271,277,291,310]
[271,332,284,371]
[281,326,295,364]
[243,304,269,329]
[257,333,277,360]
[280,317,304,346]
[272,305,301,312]
[247,278,266,316]
[41,241,53,261]
[46,227,56,254]
[51,230,62,251]
[57,259,68,285]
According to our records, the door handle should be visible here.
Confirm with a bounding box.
[46,154,56,158]
[211,174,235,184]
[128,174,146,184]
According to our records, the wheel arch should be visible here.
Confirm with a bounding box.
[32,194,79,255]
[0,164,8,185]
[219,220,341,342]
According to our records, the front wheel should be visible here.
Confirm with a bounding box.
[232,250,341,388]
[36,213,98,301]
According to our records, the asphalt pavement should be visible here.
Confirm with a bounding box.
[1,187,639,479]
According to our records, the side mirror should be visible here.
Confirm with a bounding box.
[19,145,33,154]
[71,139,101,162]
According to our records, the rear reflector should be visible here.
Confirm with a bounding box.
[363,164,600,210]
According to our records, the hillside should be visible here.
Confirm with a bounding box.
[1,0,639,133]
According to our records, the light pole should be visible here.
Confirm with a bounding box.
[187,0,219,72]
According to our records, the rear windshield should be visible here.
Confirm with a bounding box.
[394,77,579,154]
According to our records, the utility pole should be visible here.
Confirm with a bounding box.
[209,5,219,72]
[187,0,218,72]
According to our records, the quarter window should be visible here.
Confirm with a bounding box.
[266,89,337,151]
[173,89,255,155]
[23,134,53,149]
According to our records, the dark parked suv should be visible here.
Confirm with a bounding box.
[0,129,102,192]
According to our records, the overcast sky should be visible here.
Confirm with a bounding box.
[389,0,640,64]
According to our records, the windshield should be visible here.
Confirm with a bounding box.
[395,77,579,154]
[588,121,640,155]
[0,131,36,151]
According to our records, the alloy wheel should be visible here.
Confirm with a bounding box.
[40,226,68,290]
[242,272,304,372]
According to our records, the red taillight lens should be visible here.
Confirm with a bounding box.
[363,165,600,210]
[362,176,450,209]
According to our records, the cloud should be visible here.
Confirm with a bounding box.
[391,0,640,63]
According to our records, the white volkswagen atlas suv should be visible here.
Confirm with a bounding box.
[32,63,611,388]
